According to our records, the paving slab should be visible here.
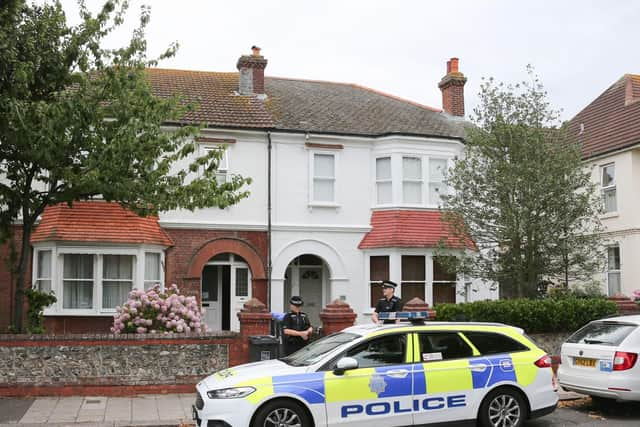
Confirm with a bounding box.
[0,397,34,424]
[47,396,83,423]
[19,397,58,424]
[130,396,159,421]
[104,397,132,422]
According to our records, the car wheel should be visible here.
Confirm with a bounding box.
[252,399,312,427]
[478,387,527,427]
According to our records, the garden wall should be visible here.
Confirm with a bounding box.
[0,332,242,397]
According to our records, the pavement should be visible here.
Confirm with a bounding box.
[0,389,585,426]
[0,394,197,426]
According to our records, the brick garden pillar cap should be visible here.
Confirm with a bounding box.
[320,299,357,321]
[402,297,437,319]
[240,298,269,313]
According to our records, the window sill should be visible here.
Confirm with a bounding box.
[600,212,619,219]
[308,202,341,211]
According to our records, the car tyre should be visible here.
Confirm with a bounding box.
[252,398,312,427]
[478,387,527,427]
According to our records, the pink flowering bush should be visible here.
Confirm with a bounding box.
[111,284,208,334]
[633,289,640,304]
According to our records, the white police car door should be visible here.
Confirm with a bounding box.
[411,332,477,425]
[324,333,413,426]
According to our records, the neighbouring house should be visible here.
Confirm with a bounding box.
[1,48,496,334]
[568,74,640,297]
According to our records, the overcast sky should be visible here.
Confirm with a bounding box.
[57,0,640,121]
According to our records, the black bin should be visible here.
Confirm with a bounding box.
[248,335,279,361]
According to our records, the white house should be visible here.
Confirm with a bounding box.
[568,74,640,297]
[19,49,497,334]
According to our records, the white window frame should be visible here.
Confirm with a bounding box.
[201,145,229,183]
[101,254,135,310]
[600,163,617,214]
[34,245,165,316]
[375,156,393,205]
[402,156,423,205]
[34,249,53,293]
[309,151,338,206]
[606,244,621,296]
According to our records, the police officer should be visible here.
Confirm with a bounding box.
[372,280,403,324]
[282,296,313,356]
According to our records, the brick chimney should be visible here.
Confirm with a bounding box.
[237,46,268,96]
[438,57,467,117]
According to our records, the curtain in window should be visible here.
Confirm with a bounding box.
[376,157,392,204]
[313,154,335,202]
[403,157,422,204]
[607,247,621,295]
[63,254,94,309]
[144,252,161,290]
[102,255,133,309]
[369,256,389,305]
[37,250,52,293]
[429,159,447,205]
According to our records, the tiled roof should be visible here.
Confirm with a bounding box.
[146,69,467,139]
[31,201,174,246]
[358,210,474,250]
[569,74,640,159]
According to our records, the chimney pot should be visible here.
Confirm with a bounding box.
[446,60,451,74]
[450,58,459,73]
[251,45,261,56]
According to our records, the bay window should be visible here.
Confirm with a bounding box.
[401,255,425,301]
[34,247,164,314]
[369,256,389,306]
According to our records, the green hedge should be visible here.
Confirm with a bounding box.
[434,297,618,334]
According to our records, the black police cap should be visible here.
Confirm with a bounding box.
[289,296,304,306]
[381,280,398,289]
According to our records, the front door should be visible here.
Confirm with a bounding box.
[299,267,323,328]
[325,333,413,426]
[230,265,251,331]
[201,266,222,331]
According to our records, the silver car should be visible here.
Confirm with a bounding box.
[558,315,640,401]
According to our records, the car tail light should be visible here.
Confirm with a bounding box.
[613,352,637,371]
[534,355,552,368]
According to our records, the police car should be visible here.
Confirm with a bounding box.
[193,313,557,427]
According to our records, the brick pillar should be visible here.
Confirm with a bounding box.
[319,300,357,336]
[237,298,272,364]
[608,294,639,315]
[403,297,437,320]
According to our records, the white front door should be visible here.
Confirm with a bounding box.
[202,265,222,331]
[230,265,251,331]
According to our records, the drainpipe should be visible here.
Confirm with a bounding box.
[267,130,273,310]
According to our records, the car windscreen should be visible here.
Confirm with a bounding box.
[280,332,361,366]
[566,321,638,346]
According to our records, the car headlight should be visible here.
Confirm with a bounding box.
[206,386,256,399]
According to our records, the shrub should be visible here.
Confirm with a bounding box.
[24,288,57,334]
[111,284,207,334]
[435,297,618,334]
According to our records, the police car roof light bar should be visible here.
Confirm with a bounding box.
[378,311,431,324]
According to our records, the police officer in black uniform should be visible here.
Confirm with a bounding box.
[282,296,313,356]
[372,280,403,324]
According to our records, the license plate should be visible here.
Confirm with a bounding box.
[574,357,596,367]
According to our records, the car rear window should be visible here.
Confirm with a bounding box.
[463,331,529,355]
[566,321,638,346]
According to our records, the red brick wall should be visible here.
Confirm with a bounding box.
[0,226,31,332]
[43,316,114,334]
[441,82,465,117]
[164,228,268,304]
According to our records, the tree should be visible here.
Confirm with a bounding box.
[440,68,603,299]
[0,0,251,332]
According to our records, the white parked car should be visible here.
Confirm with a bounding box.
[558,314,640,402]
[193,317,558,427]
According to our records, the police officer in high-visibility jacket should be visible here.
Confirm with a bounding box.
[282,296,313,356]
[372,280,404,324]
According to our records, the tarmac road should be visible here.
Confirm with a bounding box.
[526,397,640,426]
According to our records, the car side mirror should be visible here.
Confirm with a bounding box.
[333,357,358,375]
